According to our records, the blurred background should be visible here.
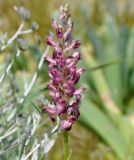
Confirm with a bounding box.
[0,0,134,160]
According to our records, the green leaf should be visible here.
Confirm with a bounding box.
[80,97,127,160]
[86,60,120,72]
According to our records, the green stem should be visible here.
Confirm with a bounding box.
[63,132,69,160]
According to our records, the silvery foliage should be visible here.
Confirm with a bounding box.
[0,6,55,160]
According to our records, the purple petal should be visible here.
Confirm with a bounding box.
[73,68,85,84]
[60,120,72,131]
[55,47,62,53]
[53,50,62,59]
[66,61,76,68]
[63,80,75,97]
[57,104,65,115]
[48,81,57,91]
[69,66,76,77]
[56,27,63,38]
[45,56,56,65]
[56,57,66,68]
[64,66,76,79]
[50,91,61,102]
[44,107,56,123]
[49,69,62,84]
[57,103,67,115]
[74,87,85,97]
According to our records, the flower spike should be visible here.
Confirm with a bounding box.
[44,4,85,131]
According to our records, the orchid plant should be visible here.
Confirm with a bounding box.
[44,4,85,159]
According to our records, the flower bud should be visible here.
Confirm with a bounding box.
[72,40,81,49]
[64,40,81,53]
[17,38,28,51]
[46,37,58,47]
[52,18,63,38]
[14,6,31,21]
[45,56,56,65]
[31,22,39,31]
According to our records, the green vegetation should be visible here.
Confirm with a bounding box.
[0,0,134,159]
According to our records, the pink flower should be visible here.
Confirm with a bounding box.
[44,4,85,132]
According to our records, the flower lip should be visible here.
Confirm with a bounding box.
[60,120,72,131]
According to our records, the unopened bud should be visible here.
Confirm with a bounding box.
[14,6,31,21]
[31,22,39,31]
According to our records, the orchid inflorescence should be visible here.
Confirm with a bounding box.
[44,4,85,131]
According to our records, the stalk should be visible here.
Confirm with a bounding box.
[63,132,69,160]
